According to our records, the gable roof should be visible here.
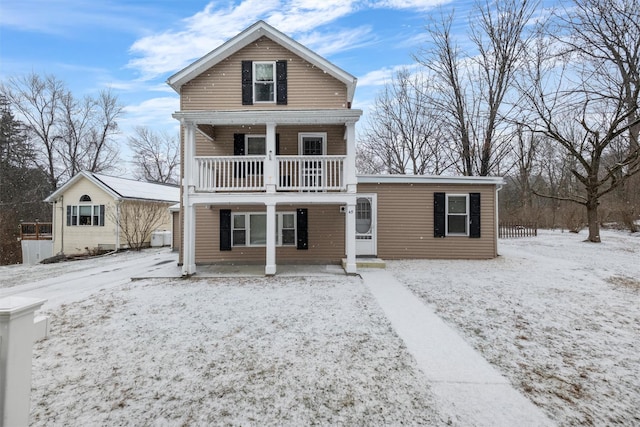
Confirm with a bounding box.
[45,171,180,204]
[167,20,358,102]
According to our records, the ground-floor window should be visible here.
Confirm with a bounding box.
[67,204,105,226]
[232,212,296,247]
[446,194,469,236]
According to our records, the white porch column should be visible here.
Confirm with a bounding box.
[265,122,277,193]
[345,200,357,274]
[265,202,277,275]
[344,122,357,193]
[182,121,197,276]
[0,296,46,427]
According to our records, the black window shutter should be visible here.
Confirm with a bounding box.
[276,60,287,105]
[99,205,105,226]
[66,205,71,226]
[434,192,445,238]
[241,61,253,105]
[469,193,481,238]
[233,133,245,178]
[296,208,308,250]
[275,133,280,155]
[220,209,232,251]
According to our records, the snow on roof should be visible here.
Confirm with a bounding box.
[90,173,180,203]
[45,171,180,203]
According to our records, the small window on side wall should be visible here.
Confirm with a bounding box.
[434,192,481,238]
[446,194,468,235]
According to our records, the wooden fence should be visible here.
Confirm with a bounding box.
[499,222,537,238]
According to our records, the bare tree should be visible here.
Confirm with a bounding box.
[110,201,171,251]
[357,68,453,175]
[519,0,640,242]
[128,126,180,184]
[0,73,122,190]
[416,0,537,176]
[1,73,65,190]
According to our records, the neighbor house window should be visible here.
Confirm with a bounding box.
[232,212,296,247]
[67,204,105,226]
[253,62,276,103]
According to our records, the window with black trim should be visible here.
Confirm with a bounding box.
[434,192,481,238]
[242,60,287,105]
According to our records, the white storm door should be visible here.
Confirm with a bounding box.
[355,196,376,256]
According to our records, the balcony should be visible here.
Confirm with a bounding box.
[194,155,346,192]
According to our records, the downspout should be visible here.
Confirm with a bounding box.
[59,195,64,255]
[495,184,503,256]
[115,200,121,251]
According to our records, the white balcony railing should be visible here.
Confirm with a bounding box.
[277,156,345,191]
[194,155,346,192]
[195,156,265,191]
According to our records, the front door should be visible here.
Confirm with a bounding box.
[355,196,376,256]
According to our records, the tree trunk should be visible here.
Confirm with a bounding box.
[585,196,601,243]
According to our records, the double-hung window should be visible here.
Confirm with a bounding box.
[446,194,468,235]
[232,212,296,247]
[253,62,276,103]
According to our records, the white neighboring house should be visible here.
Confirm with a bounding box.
[45,171,180,255]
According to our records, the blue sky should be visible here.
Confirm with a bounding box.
[0,0,485,137]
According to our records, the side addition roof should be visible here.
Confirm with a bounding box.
[166,20,358,102]
[45,171,180,204]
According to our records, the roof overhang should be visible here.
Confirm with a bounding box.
[173,109,363,126]
[357,174,506,186]
[44,171,121,203]
[166,21,358,102]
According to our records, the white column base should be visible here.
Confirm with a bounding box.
[182,264,196,276]
[344,262,357,274]
[265,264,277,275]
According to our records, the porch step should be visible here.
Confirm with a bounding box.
[342,258,386,269]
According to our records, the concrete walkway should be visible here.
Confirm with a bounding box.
[360,269,555,427]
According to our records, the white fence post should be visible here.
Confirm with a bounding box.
[0,296,47,427]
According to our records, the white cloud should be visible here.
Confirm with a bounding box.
[297,26,374,57]
[125,0,454,81]
[370,0,450,11]
[121,97,180,132]
[126,0,363,81]
[357,63,420,87]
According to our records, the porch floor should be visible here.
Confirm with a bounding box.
[134,261,351,279]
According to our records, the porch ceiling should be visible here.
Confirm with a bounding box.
[173,109,363,126]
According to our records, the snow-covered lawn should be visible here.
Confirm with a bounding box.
[29,277,446,426]
[390,229,640,426]
[8,229,638,425]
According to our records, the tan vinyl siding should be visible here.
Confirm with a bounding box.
[359,182,498,259]
[172,211,180,252]
[195,124,346,156]
[195,204,344,264]
[181,37,349,111]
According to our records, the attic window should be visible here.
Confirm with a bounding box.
[253,62,275,102]
[80,195,92,202]
[242,60,287,105]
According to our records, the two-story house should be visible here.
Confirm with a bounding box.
[168,21,505,276]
